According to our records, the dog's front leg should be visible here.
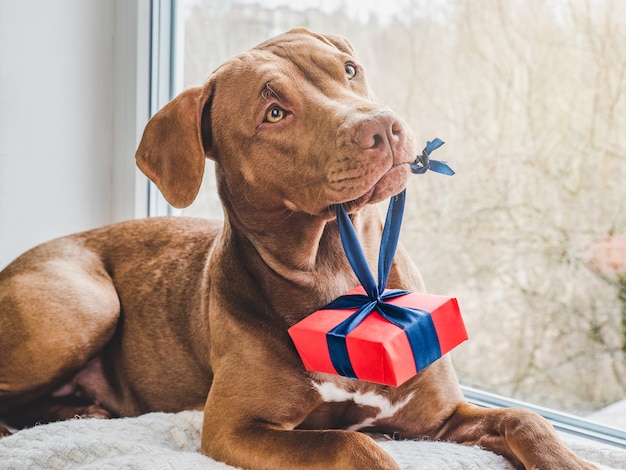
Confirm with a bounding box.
[433,402,598,469]
[202,421,399,470]
[201,375,399,470]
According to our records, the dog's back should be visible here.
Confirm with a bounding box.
[0,216,220,424]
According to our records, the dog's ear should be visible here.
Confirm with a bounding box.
[136,82,214,208]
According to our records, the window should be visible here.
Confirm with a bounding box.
[152,0,626,442]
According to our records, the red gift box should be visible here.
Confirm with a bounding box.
[288,287,468,387]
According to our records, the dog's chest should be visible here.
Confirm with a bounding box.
[301,380,413,432]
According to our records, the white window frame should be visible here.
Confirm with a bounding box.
[146,0,626,450]
[113,0,154,222]
[146,0,184,217]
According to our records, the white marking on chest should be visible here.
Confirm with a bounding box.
[312,381,414,431]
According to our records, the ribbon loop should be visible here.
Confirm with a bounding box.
[377,193,405,295]
[335,204,379,299]
[334,191,406,299]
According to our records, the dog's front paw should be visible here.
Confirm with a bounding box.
[70,404,111,420]
[46,402,112,422]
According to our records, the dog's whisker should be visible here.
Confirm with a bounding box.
[279,208,295,223]
[262,82,280,102]
[292,175,325,189]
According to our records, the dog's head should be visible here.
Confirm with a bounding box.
[136,28,417,219]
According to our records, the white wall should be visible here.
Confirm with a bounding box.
[0,0,150,269]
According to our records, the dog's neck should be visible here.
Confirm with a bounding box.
[221,201,383,315]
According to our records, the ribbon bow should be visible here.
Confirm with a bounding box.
[410,138,455,175]
[325,138,454,380]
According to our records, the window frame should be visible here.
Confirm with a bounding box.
[147,0,183,217]
[462,386,626,449]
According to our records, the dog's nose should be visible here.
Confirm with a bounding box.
[353,111,404,156]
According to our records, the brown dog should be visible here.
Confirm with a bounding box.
[0,29,596,469]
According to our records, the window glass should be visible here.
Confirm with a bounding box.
[179,0,626,430]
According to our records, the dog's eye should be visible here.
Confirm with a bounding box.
[265,106,286,123]
[345,63,357,79]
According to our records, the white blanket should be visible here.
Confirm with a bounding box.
[0,411,623,469]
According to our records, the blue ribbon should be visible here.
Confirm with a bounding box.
[323,138,453,381]
[410,138,455,175]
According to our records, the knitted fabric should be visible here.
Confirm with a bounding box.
[0,411,622,469]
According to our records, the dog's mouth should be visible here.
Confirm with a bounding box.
[331,162,411,215]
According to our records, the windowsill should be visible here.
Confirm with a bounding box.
[461,385,626,451]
